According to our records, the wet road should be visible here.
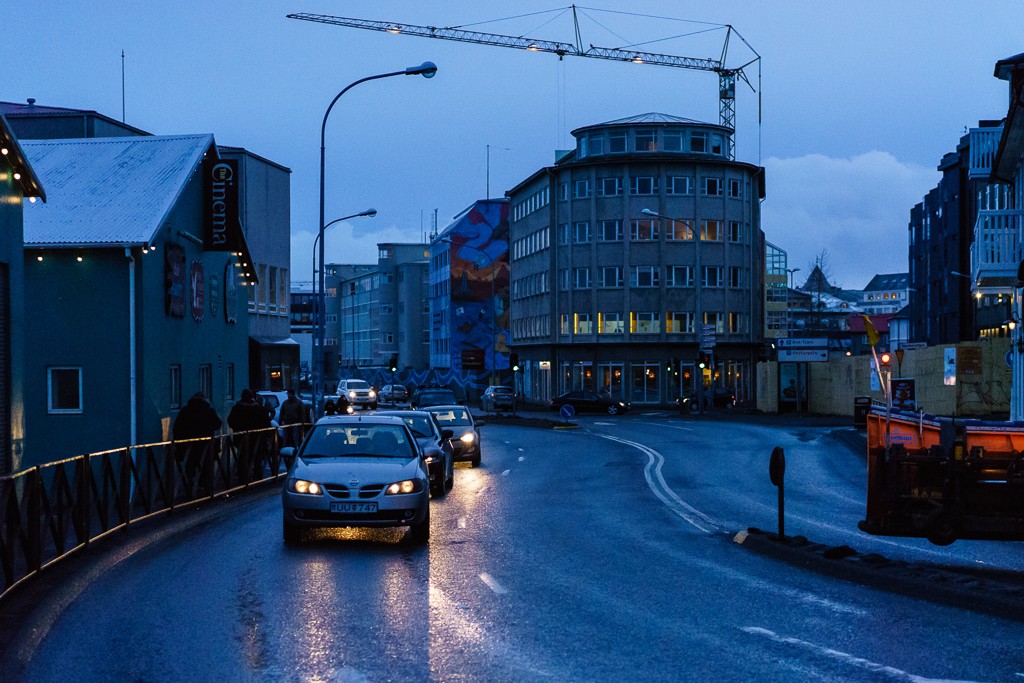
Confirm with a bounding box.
[8,412,1024,681]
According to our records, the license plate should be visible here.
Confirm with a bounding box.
[330,502,378,513]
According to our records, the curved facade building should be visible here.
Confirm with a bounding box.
[506,113,766,406]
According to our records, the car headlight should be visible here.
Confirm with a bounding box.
[385,479,424,495]
[345,405,355,414]
[369,390,376,398]
[460,433,475,444]
[348,390,356,398]
[289,478,322,495]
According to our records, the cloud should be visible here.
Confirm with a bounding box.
[290,221,426,284]
[762,151,937,289]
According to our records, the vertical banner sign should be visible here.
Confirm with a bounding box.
[165,243,186,318]
[190,261,205,322]
[204,158,239,251]
[224,262,238,324]
[944,348,957,386]
[870,357,880,392]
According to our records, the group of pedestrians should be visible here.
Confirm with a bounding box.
[171,388,309,486]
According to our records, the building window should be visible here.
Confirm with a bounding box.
[668,176,694,195]
[767,311,788,333]
[578,136,588,158]
[728,221,742,242]
[711,135,724,156]
[199,364,212,400]
[575,313,593,334]
[599,220,623,241]
[666,219,693,240]
[728,178,742,198]
[48,366,83,414]
[690,132,708,153]
[630,176,658,195]
[560,314,570,335]
[574,268,591,289]
[559,223,570,245]
[703,177,722,196]
[559,183,569,201]
[599,177,622,196]
[631,219,659,241]
[599,312,624,333]
[609,131,627,153]
[667,265,693,287]
[560,269,570,291]
[226,363,235,401]
[701,220,721,241]
[169,365,182,409]
[635,129,657,152]
[631,266,660,288]
[666,311,694,333]
[599,266,623,288]
[728,266,742,288]
[589,135,605,156]
[574,179,591,199]
[664,130,684,151]
[704,311,724,333]
[702,266,723,287]
[384,334,394,344]
[729,312,747,334]
[574,221,591,243]
[630,311,660,334]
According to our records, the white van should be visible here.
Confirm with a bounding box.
[336,379,378,410]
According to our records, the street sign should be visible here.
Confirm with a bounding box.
[901,342,927,350]
[559,404,575,420]
[777,338,827,348]
[778,348,828,362]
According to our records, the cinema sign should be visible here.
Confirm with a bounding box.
[203,158,238,251]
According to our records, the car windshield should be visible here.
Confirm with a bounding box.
[491,388,513,395]
[299,424,414,458]
[379,413,433,437]
[428,407,472,426]
[345,380,370,390]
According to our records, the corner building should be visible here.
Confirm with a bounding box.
[506,113,766,406]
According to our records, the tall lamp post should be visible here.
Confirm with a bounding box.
[314,61,438,416]
[312,208,376,399]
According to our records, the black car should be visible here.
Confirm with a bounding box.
[375,410,458,496]
[549,390,631,416]
[411,386,460,409]
[677,387,736,412]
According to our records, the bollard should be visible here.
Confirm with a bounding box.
[769,446,786,540]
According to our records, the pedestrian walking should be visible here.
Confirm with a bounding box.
[279,388,306,448]
[228,389,272,482]
[171,392,222,492]
[323,399,338,416]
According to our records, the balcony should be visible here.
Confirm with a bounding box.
[970,208,1024,293]
[968,126,1003,179]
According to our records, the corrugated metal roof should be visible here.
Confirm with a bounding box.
[22,134,214,246]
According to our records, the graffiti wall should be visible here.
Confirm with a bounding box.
[447,201,510,374]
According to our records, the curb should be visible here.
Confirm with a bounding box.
[733,527,1024,621]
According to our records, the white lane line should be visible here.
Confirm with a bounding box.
[517,456,525,462]
[594,421,615,426]
[637,420,693,432]
[741,627,957,681]
[458,517,467,529]
[517,448,524,452]
[501,469,511,476]
[476,486,488,496]
[599,434,720,533]
[479,573,508,594]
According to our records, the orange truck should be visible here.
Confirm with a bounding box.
[860,405,1024,545]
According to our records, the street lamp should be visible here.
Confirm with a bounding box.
[314,61,438,416]
[312,208,376,396]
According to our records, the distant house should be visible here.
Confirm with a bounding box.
[0,114,45,474]
[861,273,909,315]
[21,135,254,464]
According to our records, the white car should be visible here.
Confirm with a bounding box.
[336,379,378,410]
[281,414,430,544]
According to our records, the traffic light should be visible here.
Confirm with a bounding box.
[389,354,398,373]
[698,353,709,369]
[509,352,519,372]
[879,352,891,369]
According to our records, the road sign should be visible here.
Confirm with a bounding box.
[777,338,827,349]
[559,404,575,420]
[778,348,828,362]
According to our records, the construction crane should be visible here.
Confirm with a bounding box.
[287,7,759,159]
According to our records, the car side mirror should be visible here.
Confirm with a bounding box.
[441,429,454,439]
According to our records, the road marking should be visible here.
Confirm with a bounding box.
[501,469,511,476]
[641,412,663,416]
[741,627,943,680]
[458,517,467,529]
[598,434,720,533]
[517,456,525,462]
[479,573,508,594]
[476,486,487,496]
[517,448,524,452]
[637,420,693,432]
[594,421,615,426]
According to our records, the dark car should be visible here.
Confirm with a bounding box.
[411,386,460,409]
[423,405,483,468]
[376,410,457,496]
[549,390,631,416]
[481,385,516,413]
[677,387,736,412]
[379,384,409,404]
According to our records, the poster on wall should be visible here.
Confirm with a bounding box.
[165,243,186,318]
[891,378,917,410]
[944,348,957,386]
[224,261,238,324]
[190,261,205,322]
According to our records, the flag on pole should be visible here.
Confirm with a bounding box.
[863,315,880,347]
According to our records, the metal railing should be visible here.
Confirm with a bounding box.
[968,126,1003,180]
[0,423,309,601]
[970,208,1024,288]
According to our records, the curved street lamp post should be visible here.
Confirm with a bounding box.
[314,61,438,416]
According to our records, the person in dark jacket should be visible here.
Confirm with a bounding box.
[172,392,222,489]
[279,389,306,448]
[228,389,272,481]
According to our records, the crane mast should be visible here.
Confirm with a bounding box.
[287,10,758,159]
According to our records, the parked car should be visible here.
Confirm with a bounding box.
[481,385,516,413]
[280,414,430,544]
[376,409,458,497]
[336,379,377,410]
[379,384,410,404]
[549,390,631,416]
[411,386,460,409]
[256,390,288,423]
[422,405,483,467]
[677,387,736,412]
